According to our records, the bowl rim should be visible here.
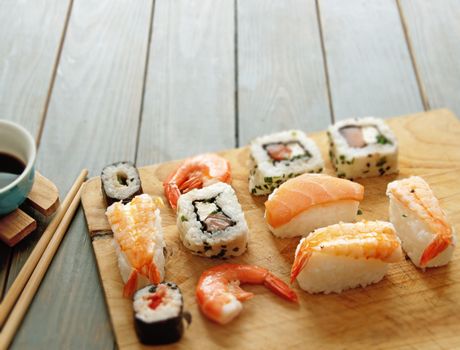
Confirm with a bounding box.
[0,120,37,195]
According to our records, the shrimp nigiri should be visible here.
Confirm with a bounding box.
[196,264,297,325]
[291,221,403,294]
[163,153,231,210]
[387,176,456,268]
[265,173,364,238]
[106,194,165,297]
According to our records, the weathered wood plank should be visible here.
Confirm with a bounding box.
[8,0,154,347]
[0,0,71,302]
[398,0,460,116]
[238,0,331,144]
[136,0,235,164]
[319,0,424,120]
[0,0,71,138]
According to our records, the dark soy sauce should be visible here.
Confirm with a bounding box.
[0,152,26,188]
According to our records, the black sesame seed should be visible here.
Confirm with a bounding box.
[233,247,239,252]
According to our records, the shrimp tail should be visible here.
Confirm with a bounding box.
[148,262,162,284]
[290,243,311,284]
[264,273,298,303]
[123,271,138,298]
[178,173,204,193]
[420,234,452,267]
[163,182,181,210]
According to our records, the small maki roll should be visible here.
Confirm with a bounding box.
[386,176,456,268]
[249,130,324,195]
[101,161,142,205]
[177,182,248,258]
[328,117,398,180]
[134,283,191,345]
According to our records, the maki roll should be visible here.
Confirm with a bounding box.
[386,176,456,268]
[265,174,364,238]
[134,283,191,345]
[101,161,142,205]
[291,221,403,294]
[177,182,248,258]
[249,130,324,195]
[106,194,165,297]
[328,117,398,180]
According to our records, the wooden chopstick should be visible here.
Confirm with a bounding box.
[0,178,86,348]
[0,169,88,328]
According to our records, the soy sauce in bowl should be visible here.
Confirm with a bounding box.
[0,152,26,189]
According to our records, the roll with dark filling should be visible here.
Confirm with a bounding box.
[101,161,142,205]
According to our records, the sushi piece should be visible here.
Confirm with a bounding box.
[327,117,398,180]
[386,176,456,268]
[249,130,324,196]
[291,221,403,294]
[106,194,165,297]
[177,182,248,258]
[196,264,297,325]
[265,173,364,238]
[101,161,142,205]
[164,153,231,210]
[133,283,191,345]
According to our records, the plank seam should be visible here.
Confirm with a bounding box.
[395,0,430,111]
[35,0,75,148]
[234,0,240,147]
[135,0,156,165]
[315,0,335,123]
[0,251,13,300]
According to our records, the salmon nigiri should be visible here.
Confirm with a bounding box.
[264,173,364,238]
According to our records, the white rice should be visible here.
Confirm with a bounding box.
[387,179,456,268]
[101,162,141,201]
[177,182,248,258]
[249,130,324,195]
[133,284,182,323]
[328,117,398,180]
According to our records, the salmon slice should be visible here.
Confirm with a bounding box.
[265,174,364,228]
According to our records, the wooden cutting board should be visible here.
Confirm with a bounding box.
[81,109,460,349]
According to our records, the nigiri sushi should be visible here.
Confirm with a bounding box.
[264,173,364,238]
[106,194,165,297]
[101,161,142,205]
[133,283,191,345]
[328,117,398,180]
[386,176,456,269]
[177,182,248,258]
[291,221,403,294]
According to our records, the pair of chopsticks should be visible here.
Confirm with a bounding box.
[0,169,88,348]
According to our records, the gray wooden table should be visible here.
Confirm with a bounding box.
[1,0,459,348]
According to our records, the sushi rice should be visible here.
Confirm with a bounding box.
[177,182,248,258]
[327,117,398,180]
[249,130,324,195]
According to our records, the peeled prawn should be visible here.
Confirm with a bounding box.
[163,153,231,210]
[196,263,297,325]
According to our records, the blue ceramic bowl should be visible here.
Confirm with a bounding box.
[0,120,36,215]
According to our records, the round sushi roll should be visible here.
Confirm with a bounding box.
[177,182,249,258]
[101,161,142,205]
[133,283,191,345]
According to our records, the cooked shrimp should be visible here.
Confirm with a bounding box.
[387,176,454,267]
[106,194,165,297]
[291,221,403,283]
[163,153,231,210]
[196,263,298,325]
